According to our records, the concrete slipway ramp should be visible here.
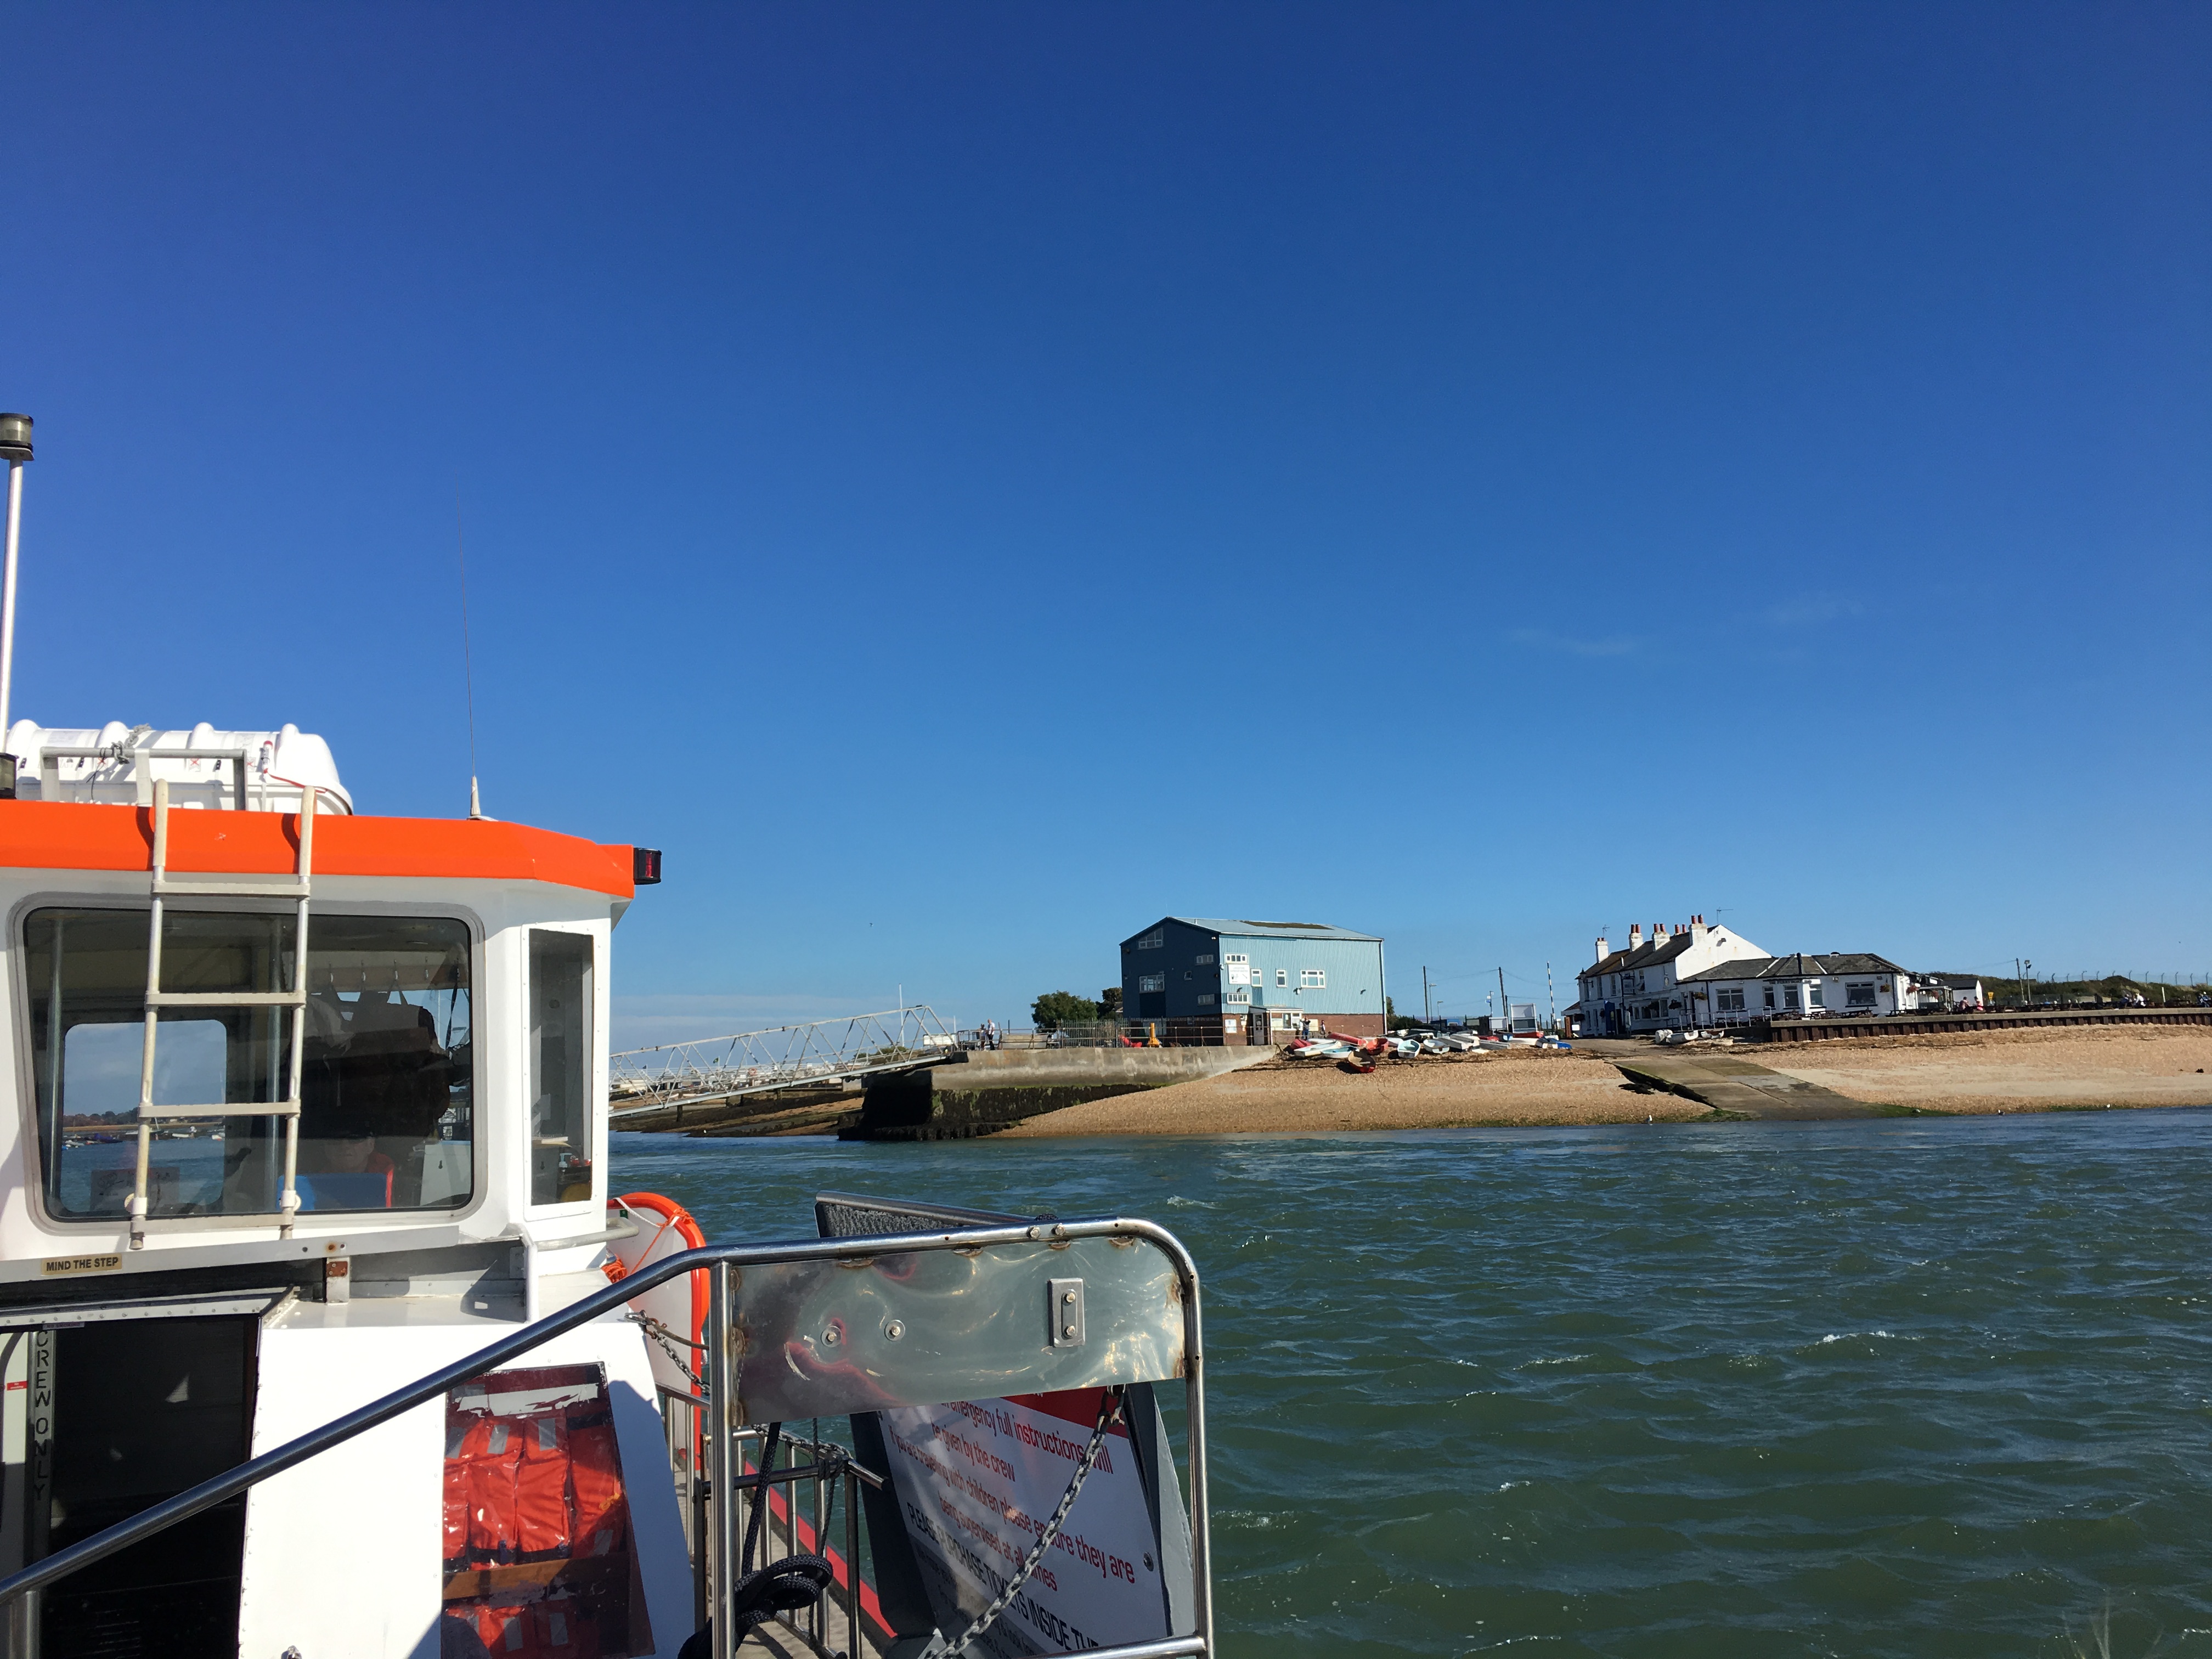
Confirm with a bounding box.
[1590,1041,1878,1119]
[846,1046,1274,1140]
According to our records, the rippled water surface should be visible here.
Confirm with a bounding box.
[611,1110,2212,1658]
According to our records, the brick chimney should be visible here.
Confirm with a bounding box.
[1691,915,1708,943]
[1628,924,1642,949]
[1594,935,1609,964]
[1654,922,1670,943]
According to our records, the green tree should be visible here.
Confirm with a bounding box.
[1386,994,1419,1031]
[1099,986,1123,1019]
[1032,990,1101,1031]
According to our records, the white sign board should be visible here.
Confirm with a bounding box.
[878,1391,1172,1657]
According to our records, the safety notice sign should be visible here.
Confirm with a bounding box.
[878,1389,1173,1658]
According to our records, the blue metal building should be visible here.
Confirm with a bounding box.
[1120,917,1387,1044]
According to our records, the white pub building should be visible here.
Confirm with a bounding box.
[1577,918,1911,1034]
[1576,917,1767,1036]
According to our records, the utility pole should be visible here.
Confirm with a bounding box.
[1421,966,1431,1025]
[1547,961,1555,1033]
[1498,966,1508,1035]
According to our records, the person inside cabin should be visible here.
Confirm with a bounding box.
[292,980,460,1209]
[302,1120,396,1207]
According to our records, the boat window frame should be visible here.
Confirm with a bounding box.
[7,888,489,1236]
[521,922,602,1218]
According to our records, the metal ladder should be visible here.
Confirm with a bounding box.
[127,777,318,1248]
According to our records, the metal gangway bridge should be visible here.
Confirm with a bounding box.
[607,1005,960,1123]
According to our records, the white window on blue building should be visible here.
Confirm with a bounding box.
[1300,969,1325,989]
[1275,969,1288,988]
[1139,974,1165,994]
[1136,929,1163,950]
[1225,988,1251,1005]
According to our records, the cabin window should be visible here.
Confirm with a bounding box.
[22,907,474,1223]
[1717,988,1745,1011]
[1847,983,1878,1007]
[1808,984,1825,1007]
[528,931,595,1207]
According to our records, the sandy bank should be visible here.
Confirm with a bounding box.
[1765,1023,2212,1114]
[995,1025,2212,1135]
[996,1049,1704,1136]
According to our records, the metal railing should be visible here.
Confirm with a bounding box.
[608,1007,961,1121]
[658,1392,879,1656]
[32,740,254,810]
[1030,1019,1260,1049]
[740,1424,873,1656]
[0,1217,1212,1659]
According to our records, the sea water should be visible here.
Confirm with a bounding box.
[610,1109,2212,1658]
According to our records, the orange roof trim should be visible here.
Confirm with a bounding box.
[0,803,636,900]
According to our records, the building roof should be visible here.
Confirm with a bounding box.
[1678,952,1909,984]
[1581,932,1700,979]
[1921,973,1985,988]
[1124,916,1382,946]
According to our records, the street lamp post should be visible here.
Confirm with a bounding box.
[0,414,31,799]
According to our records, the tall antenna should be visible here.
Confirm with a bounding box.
[0,415,33,797]
[455,488,484,819]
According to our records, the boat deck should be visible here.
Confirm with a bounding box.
[736,1600,887,1658]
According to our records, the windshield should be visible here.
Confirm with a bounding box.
[24,907,474,1220]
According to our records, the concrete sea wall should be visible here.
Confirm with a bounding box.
[845,1047,1271,1141]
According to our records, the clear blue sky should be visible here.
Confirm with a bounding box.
[3,4,2206,1043]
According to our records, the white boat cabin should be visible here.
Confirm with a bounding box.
[0,722,691,1659]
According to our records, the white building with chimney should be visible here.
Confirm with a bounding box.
[1680,953,1911,1025]
[1575,916,1769,1036]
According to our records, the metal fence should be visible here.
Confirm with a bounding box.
[659,1391,875,1658]
[1018,1019,1288,1048]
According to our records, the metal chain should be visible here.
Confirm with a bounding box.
[920,1386,1126,1659]
[627,1312,708,1394]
